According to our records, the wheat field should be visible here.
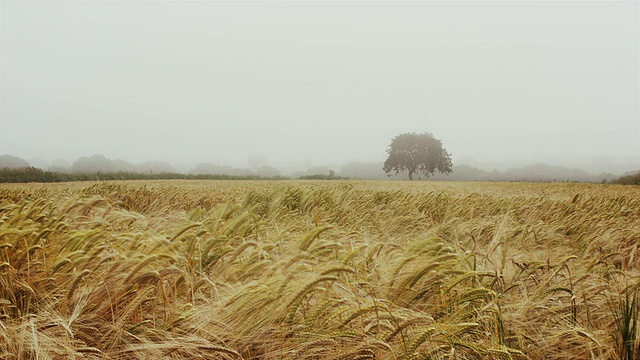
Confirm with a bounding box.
[0,180,638,359]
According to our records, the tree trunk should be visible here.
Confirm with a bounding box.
[408,170,414,181]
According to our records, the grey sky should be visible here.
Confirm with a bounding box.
[1,1,638,171]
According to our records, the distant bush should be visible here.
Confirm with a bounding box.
[611,171,640,185]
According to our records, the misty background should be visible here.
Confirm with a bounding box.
[1,1,639,177]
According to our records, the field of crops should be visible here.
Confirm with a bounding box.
[0,180,638,359]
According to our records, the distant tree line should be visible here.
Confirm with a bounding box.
[0,167,288,183]
[299,170,344,180]
[0,154,284,178]
[1,153,636,184]
[340,161,624,183]
[189,163,282,177]
[0,154,290,183]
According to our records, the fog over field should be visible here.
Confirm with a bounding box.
[1,1,638,173]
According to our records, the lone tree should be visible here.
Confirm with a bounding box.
[383,132,453,180]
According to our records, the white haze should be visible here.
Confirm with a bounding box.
[1,1,638,173]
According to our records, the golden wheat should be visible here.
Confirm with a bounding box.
[0,180,638,359]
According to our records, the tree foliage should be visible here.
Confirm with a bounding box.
[0,154,30,169]
[256,165,282,178]
[71,154,115,173]
[383,132,452,180]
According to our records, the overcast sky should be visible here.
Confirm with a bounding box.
[1,1,638,171]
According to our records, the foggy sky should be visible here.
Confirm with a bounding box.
[1,1,639,171]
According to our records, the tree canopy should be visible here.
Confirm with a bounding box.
[383,132,453,180]
[0,154,30,169]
